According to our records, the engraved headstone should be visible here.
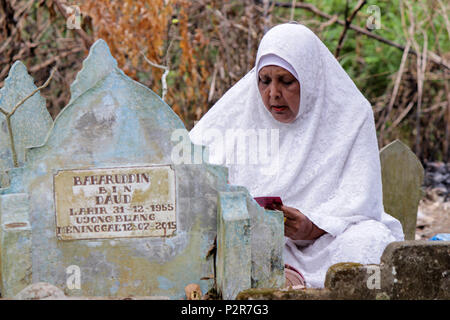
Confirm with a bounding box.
[0,40,284,299]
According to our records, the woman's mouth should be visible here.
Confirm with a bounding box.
[271,105,288,112]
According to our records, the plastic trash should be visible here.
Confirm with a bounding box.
[429,233,450,241]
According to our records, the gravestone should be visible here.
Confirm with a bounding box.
[217,191,285,299]
[0,39,284,299]
[380,139,424,240]
[380,240,450,299]
[0,61,53,187]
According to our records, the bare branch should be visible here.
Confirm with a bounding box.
[290,0,297,21]
[141,51,169,102]
[319,14,338,32]
[387,40,411,115]
[335,0,366,58]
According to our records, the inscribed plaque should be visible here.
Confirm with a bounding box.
[54,166,176,240]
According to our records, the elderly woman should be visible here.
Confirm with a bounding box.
[189,23,404,288]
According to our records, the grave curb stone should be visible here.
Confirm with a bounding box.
[380,240,450,300]
[324,262,383,299]
[0,193,32,297]
[236,287,333,300]
[216,191,251,300]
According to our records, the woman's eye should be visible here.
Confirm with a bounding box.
[259,77,270,85]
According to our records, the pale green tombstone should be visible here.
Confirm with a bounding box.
[0,61,52,183]
[0,40,220,299]
[380,139,424,240]
[0,61,52,296]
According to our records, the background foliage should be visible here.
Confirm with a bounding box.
[0,0,449,162]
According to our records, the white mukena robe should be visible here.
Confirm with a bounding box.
[189,23,404,288]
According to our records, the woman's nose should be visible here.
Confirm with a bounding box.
[268,82,281,100]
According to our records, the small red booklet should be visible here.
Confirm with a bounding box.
[254,197,283,210]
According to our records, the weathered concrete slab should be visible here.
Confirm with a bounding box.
[380,240,450,299]
[324,262,383,300]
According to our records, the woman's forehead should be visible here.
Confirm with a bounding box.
[258,65,296,77]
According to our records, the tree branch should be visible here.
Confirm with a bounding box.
[335,0,366,58]
[141,51,169,102]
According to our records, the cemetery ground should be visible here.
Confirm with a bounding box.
[416,189,450,240]
[417,161,450,240]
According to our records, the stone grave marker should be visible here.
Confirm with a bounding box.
[0,39,284,299]
[0,61,53,187]
[380,139,424,240]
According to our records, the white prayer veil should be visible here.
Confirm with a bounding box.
[189,23,404,240]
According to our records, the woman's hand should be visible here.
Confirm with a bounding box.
[274,204,326,240]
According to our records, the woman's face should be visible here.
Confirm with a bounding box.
[258,65,300,123]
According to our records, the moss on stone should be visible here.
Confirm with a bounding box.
[324,262,364,289]
[236,287,333,300]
